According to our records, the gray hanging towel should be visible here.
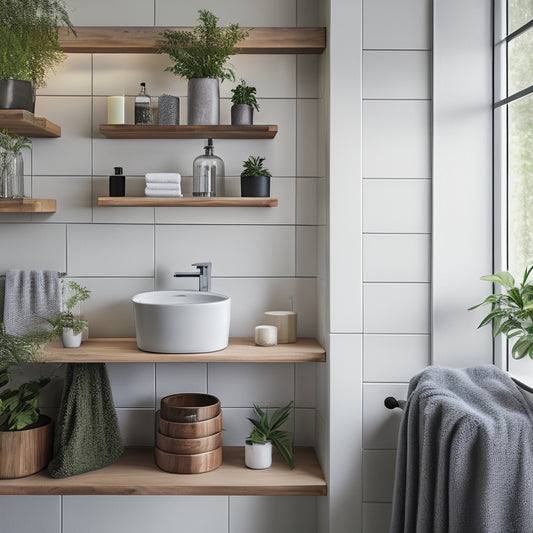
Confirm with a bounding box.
[3,270,60,334]
[48,363,124,478]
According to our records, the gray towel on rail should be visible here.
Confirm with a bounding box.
[390,365,533,533]
[3,270,60,334]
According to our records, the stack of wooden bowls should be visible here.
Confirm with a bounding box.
[154,393,223,474]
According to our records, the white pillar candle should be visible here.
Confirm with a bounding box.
[263,311,297,343]
[254,325,278,347]
[107,96,125,124]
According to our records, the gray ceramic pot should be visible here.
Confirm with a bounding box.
[231,104,253,125]
[0,79,34,112]
[187,78,219,125]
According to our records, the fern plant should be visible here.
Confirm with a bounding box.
[231,80,259,111]
[247,401,294,469]
[241,156,271,178]
[0,0,76,88]
[469,266,533,359]
[158,10,248,82]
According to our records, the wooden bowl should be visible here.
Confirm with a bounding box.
[154,446,223,474]
[160,393,220,423]
[157,411,223,439]
[156,430,222,455]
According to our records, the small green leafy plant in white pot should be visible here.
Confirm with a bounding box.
[469,267,533,359]
[245,401,294,470]
[240,156,272,198]
[231,79,259,125]
[158,10,248,125]
[47,281,90,348]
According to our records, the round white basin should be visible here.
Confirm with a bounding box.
[132,290,231,353]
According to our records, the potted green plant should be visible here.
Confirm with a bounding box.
[0,0,76,113]
[158,10,248,125]
[231,79,259,125]
[47,280,90,348]
[240,156,272,198]
[469,266,533,360]
[245,401,294,470]
[0,325,54,478]
[0,129,30,199]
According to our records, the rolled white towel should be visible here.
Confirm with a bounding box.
[145,187,183,197]
[145,182,183,190]
[145,173,181,184]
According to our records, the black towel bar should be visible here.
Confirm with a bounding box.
[384,396,406,410]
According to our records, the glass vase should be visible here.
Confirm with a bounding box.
[0,150,24,198]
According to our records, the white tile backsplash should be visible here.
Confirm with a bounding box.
[363,100,431,179]
[115,408,155,446]
[67,224,154,277]
[297,225,318,277]
[63,496,228,533]
[37,54,92,96]
[66,0,155,26]
[0,496,61,533]
[156,363,208,404]
[363,179,431,233]
[362,450,397,503]
[297,99,319,177]
[106,363,155,408]
[364,283,430,334]
[363,503,393,533]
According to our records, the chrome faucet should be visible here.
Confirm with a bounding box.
[173,262,212,292]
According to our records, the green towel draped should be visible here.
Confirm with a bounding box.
[48,363,124,478]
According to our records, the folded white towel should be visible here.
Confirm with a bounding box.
[145,173,181,184]
[145,187,183,197]
[145,182,183,190]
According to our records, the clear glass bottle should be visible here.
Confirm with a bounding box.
[193,139,225,197]
[0,149,24,198]
[135,82,153,125]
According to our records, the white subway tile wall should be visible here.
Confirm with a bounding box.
[361,1,432,531]
[0,0,321,530]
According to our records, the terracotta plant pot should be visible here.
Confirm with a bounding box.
[0,414,53,479]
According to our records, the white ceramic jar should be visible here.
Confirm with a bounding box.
[245,440,272,469]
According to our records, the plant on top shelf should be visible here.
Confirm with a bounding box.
[469,266,533,360]
[0,324,54,478]
[0,0,76,113]
[231,79,259,125]
[245,401,294,470]
[0,129,31,199]
[47,280,90,348]
[158,9,248,125]
[240,155,272,198]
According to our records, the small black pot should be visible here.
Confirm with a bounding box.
[231,104,253,125]
[0,79,35,113]
[241,175,271,197]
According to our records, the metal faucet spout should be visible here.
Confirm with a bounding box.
[173,262,212,292]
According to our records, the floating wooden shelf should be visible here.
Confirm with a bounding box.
[99,124,278,139]
[0,110,61,138]
[0,446,326,496]
[60,27,326,54]
[40,337,325,363]
[0,198,56,213]
[97,197,278,208]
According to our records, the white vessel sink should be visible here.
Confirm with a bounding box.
[132,290,231,353]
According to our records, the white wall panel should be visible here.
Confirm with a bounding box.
[363,503,392,533]
[63,496,228,533]
[156,363,208,403]
[115,409,154,446]
[363,234,430,282]
[297,99,319,177]
[106,363,155,408]
[363,100,431,179]
[362,450,396,502]
[37,54,92,96]
[364,283,430,334]
[363,51,431,100]
[362,0,431,50]
[66,0,155,26]
[363,179,431,233]
[0,496,61,533]
[297,226,318,277]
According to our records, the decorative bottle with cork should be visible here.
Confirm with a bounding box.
[135,82,152,125]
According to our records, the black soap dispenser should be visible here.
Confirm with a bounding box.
[109,167,125,197]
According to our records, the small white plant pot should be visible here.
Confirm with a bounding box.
[62,328,83,348]
[245,440,272,469]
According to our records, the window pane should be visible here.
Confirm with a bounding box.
[508,0,533,34]
[508,92,533,277]
[508,27,533,95]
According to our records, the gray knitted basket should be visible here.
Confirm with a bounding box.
[158,94,180,125]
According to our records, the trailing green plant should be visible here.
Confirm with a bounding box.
[469,266,533,359]
[158,10,248,82]
[0,0,76,88]
[231,79,259,111]
[0,324,53,430]
[47,280,91,335]
[247,401,294,469]
[241,156,271,178]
